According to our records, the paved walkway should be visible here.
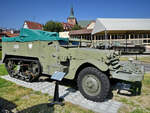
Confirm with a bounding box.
[1,75,122,113]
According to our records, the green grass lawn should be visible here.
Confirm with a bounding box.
[0,64,8,76]
[0,64,150,113]
[0,64,93,113]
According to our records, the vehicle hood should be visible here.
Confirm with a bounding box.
[69,48,115,61]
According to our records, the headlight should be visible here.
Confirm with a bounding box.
[128,57,134,62]
[106,53,111,59]
[114,51,119,56]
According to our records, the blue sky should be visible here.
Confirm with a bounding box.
[0,0,150,29]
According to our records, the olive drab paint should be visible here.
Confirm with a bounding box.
[2,29,144,101]
[2,29,144,81]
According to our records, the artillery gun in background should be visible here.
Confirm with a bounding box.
[2,29,144,102]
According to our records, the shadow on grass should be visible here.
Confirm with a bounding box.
[0,97,55,113]
[18,103,54,113]
[0,97,17,113]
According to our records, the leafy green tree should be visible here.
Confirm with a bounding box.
[43,21,63,32]
[71,24,82,30]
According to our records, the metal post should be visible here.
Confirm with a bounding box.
[91,34,93,48]
[80,35,82,47]
[105,28,107,49]
[126,34,128,53]
[53,81,59,101]
[48,81,64,107]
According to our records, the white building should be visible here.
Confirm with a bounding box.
[92,18,150,46]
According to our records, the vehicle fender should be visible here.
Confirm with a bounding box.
[2,54,7,63]
[78,59,109,72]
[65,59,109,80]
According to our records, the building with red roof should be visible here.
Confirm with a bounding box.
[62,22,74,31]
[23,21,43,30]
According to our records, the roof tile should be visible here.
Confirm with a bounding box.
[69,29,92,35]
[25,21,43,30]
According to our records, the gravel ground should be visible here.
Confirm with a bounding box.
[1,75,122,113]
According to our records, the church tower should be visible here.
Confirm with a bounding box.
[67,6,77,26]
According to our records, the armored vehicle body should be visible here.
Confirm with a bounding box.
[2,29,144,102]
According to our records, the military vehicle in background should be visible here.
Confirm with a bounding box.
[111,42,146,54]
[2,29,144,102]
[93,41,146,54]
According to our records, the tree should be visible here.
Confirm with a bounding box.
[43,21,63,32]
[71,24,82,30]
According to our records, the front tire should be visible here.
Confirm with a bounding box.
[77,67,110,102]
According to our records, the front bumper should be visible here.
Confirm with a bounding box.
[110,63,144,82]
[110,69,144,82]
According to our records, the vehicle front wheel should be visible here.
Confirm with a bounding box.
[77,67,110,102]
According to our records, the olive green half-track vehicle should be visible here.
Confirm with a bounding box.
[2,29,144,102]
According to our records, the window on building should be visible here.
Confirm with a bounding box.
[130,34,134,39]
[122,35,125,39]
[148,34,150,38]
[92,35,94,40]
[96,35,98,40]
[99,35,102,40]
[125,34,129,39]
[115,35,118,39]
[107,35,110,39]
[119,34,125,39]
[98,35,101,40]
[101,35,104,40]
[137,34,139,38]
[86,35,91,40]
[99,35,101,40]
[144,34,147,38]
[143,40,147,43]
[112,35,114,39]
[117,35,121,39]
[139,34,142,38]
[82,35,84,39]
[134,34,138,39]
[148,40,150,43]
[86,35,89,40]
[78,36,81,39]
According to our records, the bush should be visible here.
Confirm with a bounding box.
[43,21,63,32]
[71,24,82,30]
